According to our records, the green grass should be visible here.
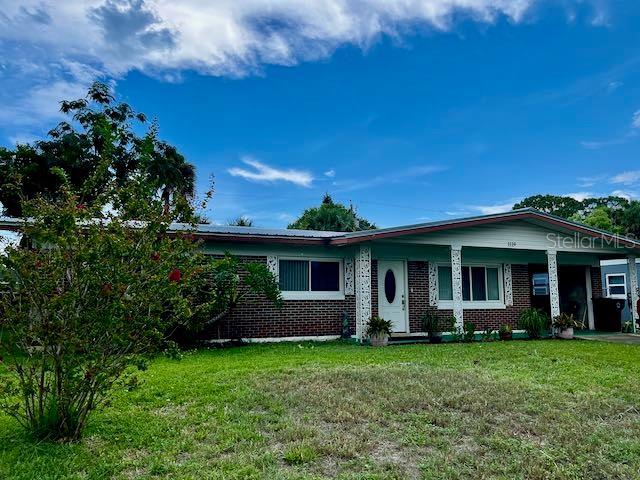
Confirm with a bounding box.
[2,340,640,479]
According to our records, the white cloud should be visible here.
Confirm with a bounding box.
[1,0,603,131]
[467,202,515,215]
[633,110,640,129]
[324,169,336,178]
[610,170,640,186]
[610,189,638,200]
[577,175,605,187]
[565,191,593,201]
[333,165,445,192]
[228,156,313,187]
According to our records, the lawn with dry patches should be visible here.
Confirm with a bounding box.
[1,340,640,479]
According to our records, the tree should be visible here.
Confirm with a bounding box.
[288,194,376,232]
[577,206,614,232]
[0,82,196,221]
[513,195,582,218]
[0,87,281,442]
[227,216,253,227]
[621,201,640,239]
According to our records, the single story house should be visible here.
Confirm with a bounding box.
[600,258,640,323]
[2,208,639,342]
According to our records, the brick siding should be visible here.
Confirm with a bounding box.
[408,262,531,332]
[591,266,603,299]
[196,254,602,340]
[199,256,355,340]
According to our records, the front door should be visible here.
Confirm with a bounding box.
[378,260,407,333]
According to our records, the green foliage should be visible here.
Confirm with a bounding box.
[288,193,376,232]
[515,194,640,238]
[480,326,496,342]
[552,313,583,331]
[448,317,474,343]
[498,324,512,334]
[365,316,393,337]
[0,187,202,441]
[514,195,583,218]
[227,216,253,226]
[0,82,197,221]
[0,85,281,442]
[582,207,614,231]
[519,308,549,339]
[421,312,441,333]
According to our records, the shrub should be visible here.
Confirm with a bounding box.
[480,326,496,342]
[421,312,441,333]
[552,313,582,331]
[366,316,393,337]
[519,308,549,339]
[463,321,476,342]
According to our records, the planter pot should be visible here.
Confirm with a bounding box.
[429,332,443,344]
[499,331,513,341]
[557,327,574,340]
[370,334,389,347]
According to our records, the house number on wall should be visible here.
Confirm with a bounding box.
[507,241,517,247]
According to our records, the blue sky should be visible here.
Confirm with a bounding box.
[1,1,640,227]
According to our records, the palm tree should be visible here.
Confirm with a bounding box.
[144,142,196,214]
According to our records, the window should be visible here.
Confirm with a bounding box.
[437,264,503,308]
[278,258,343,299]
[532,273,549,296]
[605,273,627,299]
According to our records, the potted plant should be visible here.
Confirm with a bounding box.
[421,312,443,344]
[552,313,582,339]
[518,308,549,339]
[498,324,513,341]
[366,316,393,346]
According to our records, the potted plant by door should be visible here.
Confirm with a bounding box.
[498,324,513,341]
[552,313,582,339]
[366,316,393,346]
[421,312,443,344]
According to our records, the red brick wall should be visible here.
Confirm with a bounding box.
[591,266,603,299]
[200,256,355,339]
[198,255,542,339]
[408,263,531,332]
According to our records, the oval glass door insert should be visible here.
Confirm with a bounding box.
[384,269,396,303]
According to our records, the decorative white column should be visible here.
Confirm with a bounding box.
[267,255,278,279]
[628,256,638,333]
[344,258,355,296]
[428,261,438,307]
[451,245,463,331]
[504,264,513,307]
[355,245,372,341]
[547,250,560,320]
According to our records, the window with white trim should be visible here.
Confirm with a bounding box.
[437,264,504,308]
[278,258,343,299]
[605,273,627,299]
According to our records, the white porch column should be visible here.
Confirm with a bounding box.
[451,244,463,331]
[355,245,372,341]
[628,255,638,333]
[547,250,560,320]
[585,266,595,331]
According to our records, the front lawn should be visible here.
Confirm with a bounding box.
[2,340,640,479]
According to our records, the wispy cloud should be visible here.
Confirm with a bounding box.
[467,202,515,215]
[332,165,445,192]
[228,156,313,187]
[324,169,336,178]
[0,0,610,133]
[577,175,606,187]
[610,170,640,186]
[581,108,640,150]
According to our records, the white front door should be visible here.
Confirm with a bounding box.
[378,260,408,333]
